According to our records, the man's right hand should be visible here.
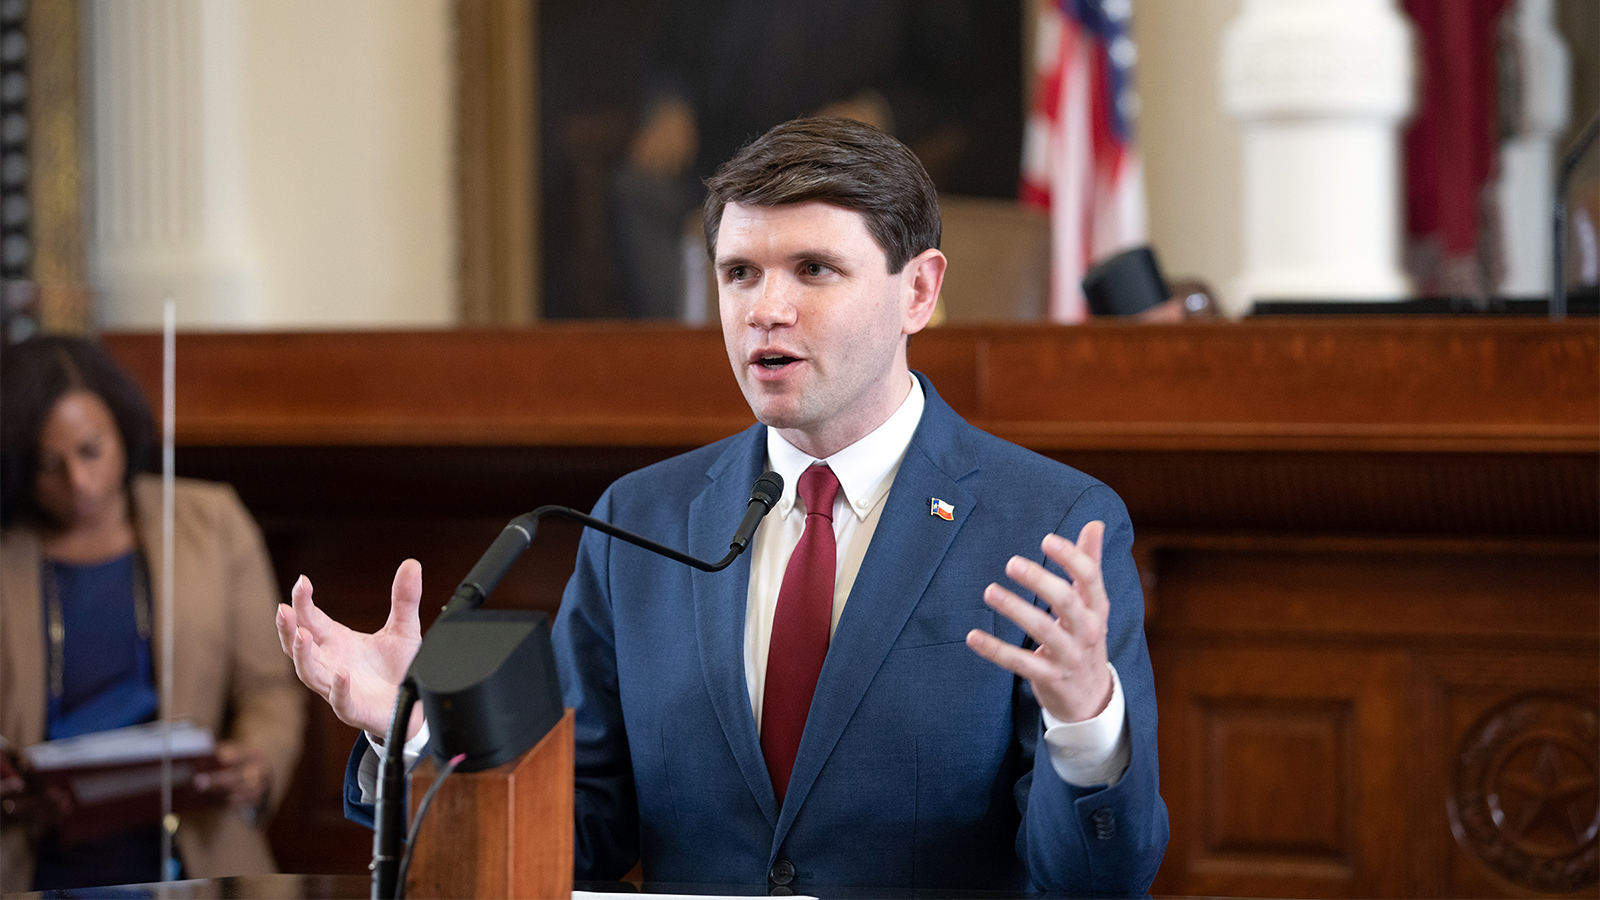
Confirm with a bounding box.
[275,559,424,739]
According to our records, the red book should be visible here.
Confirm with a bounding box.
[21,721,222,845]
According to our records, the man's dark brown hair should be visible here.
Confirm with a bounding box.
[703,116,942,274]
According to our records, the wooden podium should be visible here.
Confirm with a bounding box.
[404,710,575,899]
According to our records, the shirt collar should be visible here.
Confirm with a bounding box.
[766,373,926,521]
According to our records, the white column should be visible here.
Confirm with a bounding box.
[1496,0,1570,298]
[87,0,261,328]
[1220,0,1415,305]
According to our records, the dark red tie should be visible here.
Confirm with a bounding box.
[761,464,840,803]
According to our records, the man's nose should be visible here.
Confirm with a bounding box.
[747,278,797,329]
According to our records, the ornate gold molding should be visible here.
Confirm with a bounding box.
[454,0,539,324]
[27,0,88,333]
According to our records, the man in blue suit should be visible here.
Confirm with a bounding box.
[278,117,1168,894]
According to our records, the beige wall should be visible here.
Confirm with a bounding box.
[1133,0,1244,314]
[239,0,455,327]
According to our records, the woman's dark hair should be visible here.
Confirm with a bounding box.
[703,116,942,274]
[0,335,155,527]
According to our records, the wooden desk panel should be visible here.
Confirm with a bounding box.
[99,322,1599,896]
[104,320,1598,451]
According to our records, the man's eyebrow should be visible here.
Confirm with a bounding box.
[714,253,754,270]
[788,248,851,269]
[713,249,852,269]
[716,246,864,272]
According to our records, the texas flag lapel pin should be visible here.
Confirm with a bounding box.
[930,498,955,521]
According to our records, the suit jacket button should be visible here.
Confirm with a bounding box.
[769,858,796,886]
[1092,806,1117,840]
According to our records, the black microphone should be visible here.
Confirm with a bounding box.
[729,470,783,554]
[441,471,785,617]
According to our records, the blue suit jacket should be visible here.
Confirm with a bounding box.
[347,374,1168,893]
[552,374,1166,892]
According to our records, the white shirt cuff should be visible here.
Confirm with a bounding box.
[1040,663,1130,787]
[357,719,432,804]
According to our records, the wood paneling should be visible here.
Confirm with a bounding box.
[96,322,1598,893]
[966,322,1596,450]
[1161,644,1411,898]
[1147,538,1598,898]
[1202,700,1352,859]
[100,320,1599,451]
[1422,655,1599,897]
[406,712,574,899]
[103,327,751,446]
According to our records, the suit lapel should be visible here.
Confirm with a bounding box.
[772,377,980,842]
[687,427,782,825]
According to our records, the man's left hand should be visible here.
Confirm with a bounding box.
[966,522,1114,723]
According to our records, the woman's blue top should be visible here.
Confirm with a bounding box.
[43,552,158,740]
[34,551,165,890]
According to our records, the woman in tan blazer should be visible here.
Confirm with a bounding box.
[0,336,304,891]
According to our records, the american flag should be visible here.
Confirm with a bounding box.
[1020,0,1148,322]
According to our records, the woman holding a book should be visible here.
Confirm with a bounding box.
[0,336,304,891]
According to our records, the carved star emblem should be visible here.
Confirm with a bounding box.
[1489,739,1600,853]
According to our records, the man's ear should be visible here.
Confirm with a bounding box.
[902,248,947,335]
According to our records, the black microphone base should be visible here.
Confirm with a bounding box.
[409,609,564,772]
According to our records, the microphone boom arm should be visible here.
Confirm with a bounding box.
[441,472,783,617]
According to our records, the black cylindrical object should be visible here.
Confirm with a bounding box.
[1082,245,1169,316]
